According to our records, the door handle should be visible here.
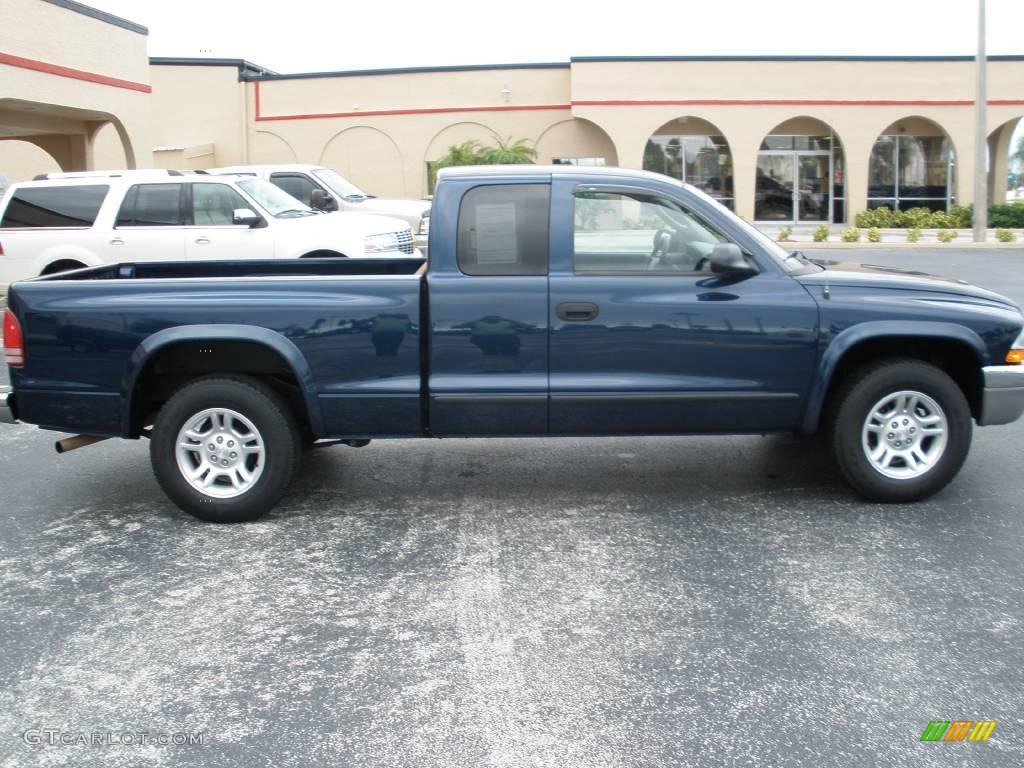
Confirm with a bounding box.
[110,237,124,245]
[556,302,600,322]
[195,237,210,244]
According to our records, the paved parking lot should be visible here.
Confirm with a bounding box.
[1,248,1023,767]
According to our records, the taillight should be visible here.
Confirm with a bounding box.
[3,308,24,367]
[0,240,5,255]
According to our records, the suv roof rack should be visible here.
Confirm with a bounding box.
[32,169,187,181]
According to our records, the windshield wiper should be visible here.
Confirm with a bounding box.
[276,209,314,217]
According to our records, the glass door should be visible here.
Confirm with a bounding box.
[755,154,795,221]
[796,154,830,221]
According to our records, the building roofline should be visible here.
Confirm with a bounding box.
[149,57,276,78]
[42,0,147,35]
[251,61,570,81]
[571,54,1024,63]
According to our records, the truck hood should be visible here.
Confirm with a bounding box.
[346,197,430,224]
[277,210,410,237]
[797,259,1022,311]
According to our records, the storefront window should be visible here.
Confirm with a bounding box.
[643,134,733,210]
[868,134,952,212]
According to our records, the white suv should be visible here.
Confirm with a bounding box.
[0,170,419,290]
[208,164,430,253]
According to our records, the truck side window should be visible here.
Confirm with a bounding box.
[270,174,319,207]
[1,185,109,228]
[117,184,184,227]
[573,190,726,274]
[192,183,250,226]
[457,184,549,276]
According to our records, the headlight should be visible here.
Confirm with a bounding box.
[364,232,401,253]
[417,215,430,236]
[1007,326,1024,365]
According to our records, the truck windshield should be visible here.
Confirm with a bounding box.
[684,185,822,274]
[312,168,369,201]
[237,179,317,218]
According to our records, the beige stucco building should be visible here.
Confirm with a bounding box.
[2,0,1022,225]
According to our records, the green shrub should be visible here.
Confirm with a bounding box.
[866,227,882,243]
[996,228,1017,242]
[989,203,1024,228]
[855,207,895,228]
[901,207,935,228]
[841,227,861,243]
[906,227,922,243]
[777,225,792,242]
[949,204,973,228]
[812,224,829,242]
[937,229,958,243]
[928,210,956,229]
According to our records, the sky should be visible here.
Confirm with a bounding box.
[86,0,1022,74]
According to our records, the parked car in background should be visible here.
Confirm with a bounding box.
[0,170,419,290]
[207,164,430,253]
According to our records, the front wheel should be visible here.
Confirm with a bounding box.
[150,376,301,522]
[831,359,972,502]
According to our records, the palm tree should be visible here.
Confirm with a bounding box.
[476,136,537,165]
[429,140,484,187]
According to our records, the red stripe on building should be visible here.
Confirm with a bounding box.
[571,98,1024,107]
[0,51,151,93]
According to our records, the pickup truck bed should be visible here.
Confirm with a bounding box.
[3,165,1023,522]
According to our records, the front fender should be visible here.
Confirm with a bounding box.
[801,320,988,433]
[122,324,324,435]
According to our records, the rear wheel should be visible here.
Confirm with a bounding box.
[831,359,972,502]
[150,376,301,522]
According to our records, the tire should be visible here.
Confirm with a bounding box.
[150,375,301,522]
[830,358,972,503]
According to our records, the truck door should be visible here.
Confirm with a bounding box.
[427,181,550,436]
[547,179,819,434]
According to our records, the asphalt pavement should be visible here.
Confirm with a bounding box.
[1,247,1023,767]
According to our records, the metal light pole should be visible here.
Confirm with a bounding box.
[973,0,988,242]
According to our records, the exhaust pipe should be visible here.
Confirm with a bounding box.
[55,434,109,454]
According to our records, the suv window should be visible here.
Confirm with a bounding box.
[457,184,549,276]
[192,183,250,226]
[1,185,109,228]
[117,184,184,227]
[269,173,318,207]
[573,190,726,274]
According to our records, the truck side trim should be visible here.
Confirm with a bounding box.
[123,325,324,436]
[802,321,988,433]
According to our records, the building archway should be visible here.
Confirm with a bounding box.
[868,116,956,213]
[320,126,404,197]
[755,116,845,223]
[0,138,63,185]
[988,116,1022,204]
[252,130,298,164]
[535,118,618,168]
[643,117,733,209]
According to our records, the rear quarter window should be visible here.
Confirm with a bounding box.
[0,185,109,228]
[457,184,549,276]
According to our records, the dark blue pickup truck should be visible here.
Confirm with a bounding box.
[3,166,1024,522]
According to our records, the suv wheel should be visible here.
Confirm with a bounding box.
[831,359,972,502]
[150,376,301,522]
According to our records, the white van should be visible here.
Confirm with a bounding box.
[0,170,419,290]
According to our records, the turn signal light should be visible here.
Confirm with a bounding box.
[3,308,24,367]
[1007,349,1024,365]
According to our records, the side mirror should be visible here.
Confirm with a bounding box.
[310,189,338,211]
[232,208,263,228]
[709,243,756,276]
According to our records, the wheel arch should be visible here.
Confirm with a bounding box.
[803,322,988,432]
[123,325,323,438]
